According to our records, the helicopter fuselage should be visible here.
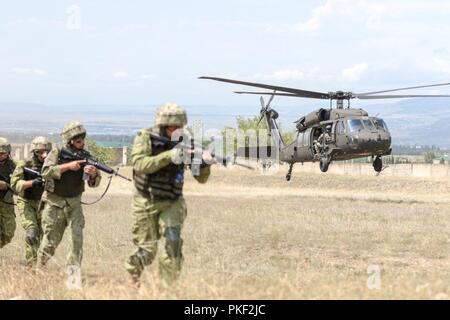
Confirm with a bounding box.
[279,107,392,163]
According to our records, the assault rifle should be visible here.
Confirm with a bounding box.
[23,167,45,187]
[149,132,253,175]
[23,167,42,178]
[59,148,132,181]
[0,172,15,201]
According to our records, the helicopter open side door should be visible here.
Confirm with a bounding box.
[292,128,314,162]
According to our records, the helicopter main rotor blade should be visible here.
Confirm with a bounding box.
[199,76,330,99]
[357,94,450,99]
[356,82,450,96]
[235,91,302,97]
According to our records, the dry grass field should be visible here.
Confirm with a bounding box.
[1,164,449,300]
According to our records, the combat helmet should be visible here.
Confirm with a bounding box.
[31,136,52,152]
[154,103,187,127]
[61,121,86,144]
[0,137,11,153]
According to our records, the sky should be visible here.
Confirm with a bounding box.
[1,0,450,107]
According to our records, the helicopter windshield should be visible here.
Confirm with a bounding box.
[374,119,389,131]
[347,119,364,132]
[362,119,375,130]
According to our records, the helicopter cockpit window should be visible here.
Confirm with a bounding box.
[337,121,345,135]
[374,119,389,131]
[362,119,375,130]
[379,119,389,131]
[347,119,363,132]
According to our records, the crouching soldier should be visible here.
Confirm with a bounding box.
[0,138,16,249]
[11,137,52,266]
[37,122,101,271]
[125,103,212,286]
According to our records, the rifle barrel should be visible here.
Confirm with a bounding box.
[60,148,132,181]
[23,167,42,177]
[149,133,254,170]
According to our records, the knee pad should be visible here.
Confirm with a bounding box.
[164,227,183,258]
[25,228,39,246]
[136,248,154,266]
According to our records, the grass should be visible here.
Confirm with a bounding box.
[0,165,449,299]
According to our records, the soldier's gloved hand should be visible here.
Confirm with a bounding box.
[201,150,216,165]
[171,147,184,165]
[31,177,43,188]
[0,180,8,191]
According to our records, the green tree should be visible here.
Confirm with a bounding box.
[236,115,296,145]
[85,138,117,164]
[424,151,436,164]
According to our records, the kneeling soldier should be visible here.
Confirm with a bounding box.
[11,137,52,266]
[125,103,212,286]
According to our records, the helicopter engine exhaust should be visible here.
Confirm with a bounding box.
[269,109,279,119]
[295,108,330,131]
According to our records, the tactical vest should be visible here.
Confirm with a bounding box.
[22,157,44,201]
[0,158,15,199]
[133,131,184,200]
[52,147,85,197]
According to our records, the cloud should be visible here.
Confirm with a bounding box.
[7,18,41,26]
[140,74,156,80]
[5,17,64,29]
[432,58,450,75]
[295,0,337,32]
[295,0,450,33]
[11,67,47,76]
[113,71,128,79]
[341,63,368,82]
[253,69,305,81]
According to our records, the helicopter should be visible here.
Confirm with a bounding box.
[199,76,450,181]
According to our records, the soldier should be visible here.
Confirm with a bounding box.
[314,125,332,155]
[0,137,16,249]
[11,137,52,266]
[37,122,101,270]
[125,103,212,286]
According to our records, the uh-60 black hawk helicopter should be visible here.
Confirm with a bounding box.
[199,76,450,181]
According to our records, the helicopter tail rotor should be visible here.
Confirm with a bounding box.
[257,91,276,126]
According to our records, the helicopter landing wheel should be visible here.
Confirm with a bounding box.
[319,157,330,172]
[373,156,382,172]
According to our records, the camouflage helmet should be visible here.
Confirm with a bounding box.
[61,121,86,144]
[31,136,52,152]
[154,103,187,127]
[0,137,11,153]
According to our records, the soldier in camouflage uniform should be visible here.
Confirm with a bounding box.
[37,122,101,269]
[0,138,17,249]
[11,137,52,266]
[125,103,212,285]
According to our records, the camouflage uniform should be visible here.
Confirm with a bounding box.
[0,138,17,249]
[10,137,52,266]
[125,103,211,284]
[37,122,101,267]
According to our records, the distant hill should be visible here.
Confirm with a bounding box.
[1,98,449,148]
